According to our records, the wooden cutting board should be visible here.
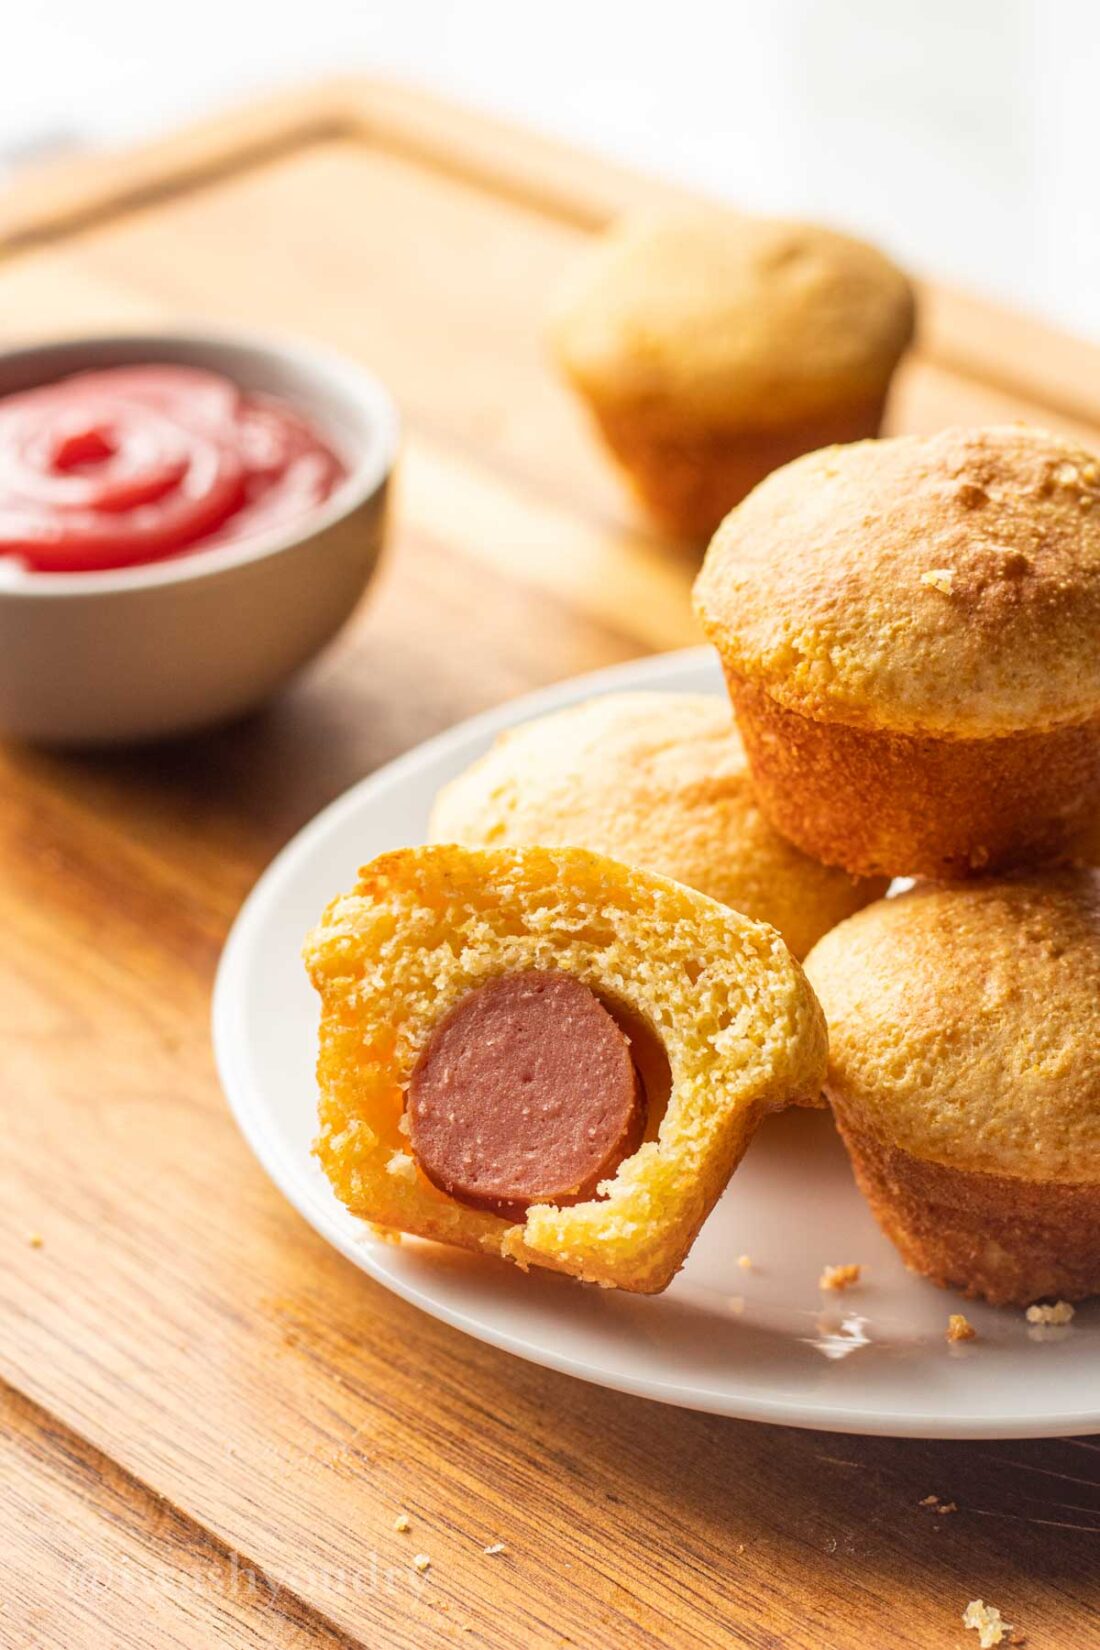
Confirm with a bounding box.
[2,79,1098,1650]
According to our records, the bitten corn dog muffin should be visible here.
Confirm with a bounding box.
[804,873,1100,1306]
[695,425,1100,879]
[551,207,914,539]
[430,692,885,959]
[306,844,826,1293]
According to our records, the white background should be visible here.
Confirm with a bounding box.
[3,1,1098,340]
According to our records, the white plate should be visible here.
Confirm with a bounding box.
[214,647,1099,1439]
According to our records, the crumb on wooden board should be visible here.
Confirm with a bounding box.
[963,1598,1017,1646]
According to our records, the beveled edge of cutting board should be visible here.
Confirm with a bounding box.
[1,74,1099,431]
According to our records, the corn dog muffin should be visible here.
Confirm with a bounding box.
[695,425,1100,878]
[306,844,826,1293]
[551,207,914,539]
[804,873,1100,1306]
[430,692,885,959]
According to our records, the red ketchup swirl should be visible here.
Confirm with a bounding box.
[0,364,345,573]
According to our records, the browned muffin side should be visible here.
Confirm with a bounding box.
[805,873,1100,1306]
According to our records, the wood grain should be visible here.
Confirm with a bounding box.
[0,80,1098,1650]
[1,1383,365,1650]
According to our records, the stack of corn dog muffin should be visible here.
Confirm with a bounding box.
[307,205,1100,1313]
[695,421,1100,1308]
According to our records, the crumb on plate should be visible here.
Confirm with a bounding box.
[818,1263,861,1292]
[1025,1300,1074,1326]
[737,1254,753,1270]
[947,1313,977,1342]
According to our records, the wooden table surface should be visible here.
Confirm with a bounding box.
[2,80,1098,1650]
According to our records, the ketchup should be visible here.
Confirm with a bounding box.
[0,364,345,573]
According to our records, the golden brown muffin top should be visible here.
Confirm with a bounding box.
[429,691,883,959]
[804,871,1100,1182]
[695,425,1100,736]
[550,208,914,429]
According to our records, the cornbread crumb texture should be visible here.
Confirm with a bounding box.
[1025,1300,1075,1326]
[551,208,914,429]
[305,844,827,1293]
[430,692,884,960]
[818,1262,861,1291]
[804,873,1100,1183]
[696,425,1100,737]
[963,1599,1014,1648]
[947,1313,977,1342]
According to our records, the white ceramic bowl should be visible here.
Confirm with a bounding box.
[0,330,398,744]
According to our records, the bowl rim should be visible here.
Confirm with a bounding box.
[0,326,399,600]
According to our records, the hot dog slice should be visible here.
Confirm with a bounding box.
[407,970,644,1219]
